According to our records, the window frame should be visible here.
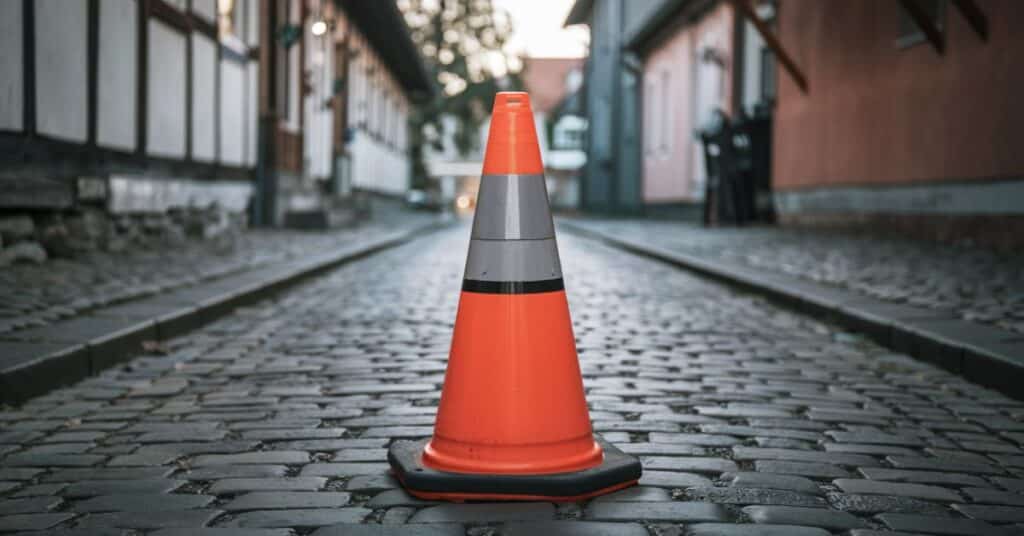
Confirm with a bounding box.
[896,0,947,49]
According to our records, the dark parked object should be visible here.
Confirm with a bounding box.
[699,107,774,226]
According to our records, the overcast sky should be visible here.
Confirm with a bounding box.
[493,0,590,59]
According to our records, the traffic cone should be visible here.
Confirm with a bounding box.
[387,92,642,502]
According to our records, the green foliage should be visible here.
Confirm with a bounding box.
[399,0,524,186]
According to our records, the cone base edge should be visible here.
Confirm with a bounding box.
[387,436,642,502]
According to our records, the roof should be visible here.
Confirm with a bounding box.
[336,0,434,98]
[521,58,584,114]
[624,0,716,52]
[564,0,594,26]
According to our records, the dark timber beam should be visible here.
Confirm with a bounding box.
[952,0,988,42]
[899,0,945,54]
[730,0,807,94]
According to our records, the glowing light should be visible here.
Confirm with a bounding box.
[456,195,472,210]
[311,20,327,36]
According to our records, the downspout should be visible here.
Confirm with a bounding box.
[609,0,622,213]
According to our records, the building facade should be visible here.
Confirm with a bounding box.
[0,0,430,261]
[570,0,1022,244]
[567,0,776,219]
[256,0,432,226]
[772,0,1024,247]
[565,0,661,214]
[0,0,261,250]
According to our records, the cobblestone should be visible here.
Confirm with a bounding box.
[584,502,728,522]
[223,491,351,511]
[743,505,867,530]
[500,521,649,535]
[2,224,1024,533]
[0,209,436,335]
[224,507,371,528]
[570,219,1024,334]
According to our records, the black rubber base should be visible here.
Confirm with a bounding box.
[387,436,642,500]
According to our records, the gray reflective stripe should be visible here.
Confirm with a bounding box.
[463,238,562,282]
[471,174,554,240]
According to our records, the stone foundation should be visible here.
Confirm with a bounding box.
[0,206,248,266]
[777,211,1024,251]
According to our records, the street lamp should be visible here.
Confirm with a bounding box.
[311,19,328,36]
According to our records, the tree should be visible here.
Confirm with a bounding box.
[399,0,524,187]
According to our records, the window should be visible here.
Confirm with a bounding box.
[897,0,946,48]
[659,70,671,156]
[644,80,656,155]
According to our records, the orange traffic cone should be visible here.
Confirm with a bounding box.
[387,92,642,502]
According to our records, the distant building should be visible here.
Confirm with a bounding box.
[565,0,659,214]
[0,0,431,257]
[260,0,433,226]
[569,0,1024,245]
[566,0,775,218]
[522,57,586,209]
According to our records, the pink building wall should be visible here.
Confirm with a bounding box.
[641,3,734,204]
[774,0,1024,191]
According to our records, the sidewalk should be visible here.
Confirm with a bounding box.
[562,218,1024,398]
[0,204,447,404]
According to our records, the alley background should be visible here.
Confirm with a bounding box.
[1,0,1023,534]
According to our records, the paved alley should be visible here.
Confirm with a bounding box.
[1,224,1022,535]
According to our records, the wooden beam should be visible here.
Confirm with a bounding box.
[87,0,98,146]
[899,0,944,54]
[730,0,807,94]
[137,0,149,154]
[23,0,36,136]
[952,0,988,42]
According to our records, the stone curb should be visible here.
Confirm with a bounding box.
[561,221,1024,401]
[0,220,451,405]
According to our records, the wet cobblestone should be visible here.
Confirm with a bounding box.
[572,220,1024,335]
[1,224,1023,534]
[0,211,436,336]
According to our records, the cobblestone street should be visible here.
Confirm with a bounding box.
[0,205,437,336]
[1,223,1023,535]
[567,221,1024,336]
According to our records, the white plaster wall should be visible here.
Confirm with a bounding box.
[245,0,260,47]
[97,0,137,151]
[246,61,258,166]
[219,59,246,166]
[191,0,216,22]
[305,26,334,180]
[36,0,88,142]
[192,34,217,162]
[147,20,187,158]
[0,0,23,131]
[350,131,409,195]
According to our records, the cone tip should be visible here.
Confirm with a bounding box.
[483,92,543,175]
[492,92,533,112]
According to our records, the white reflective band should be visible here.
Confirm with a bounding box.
[463,238,563,282]
[471,174,554,240]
